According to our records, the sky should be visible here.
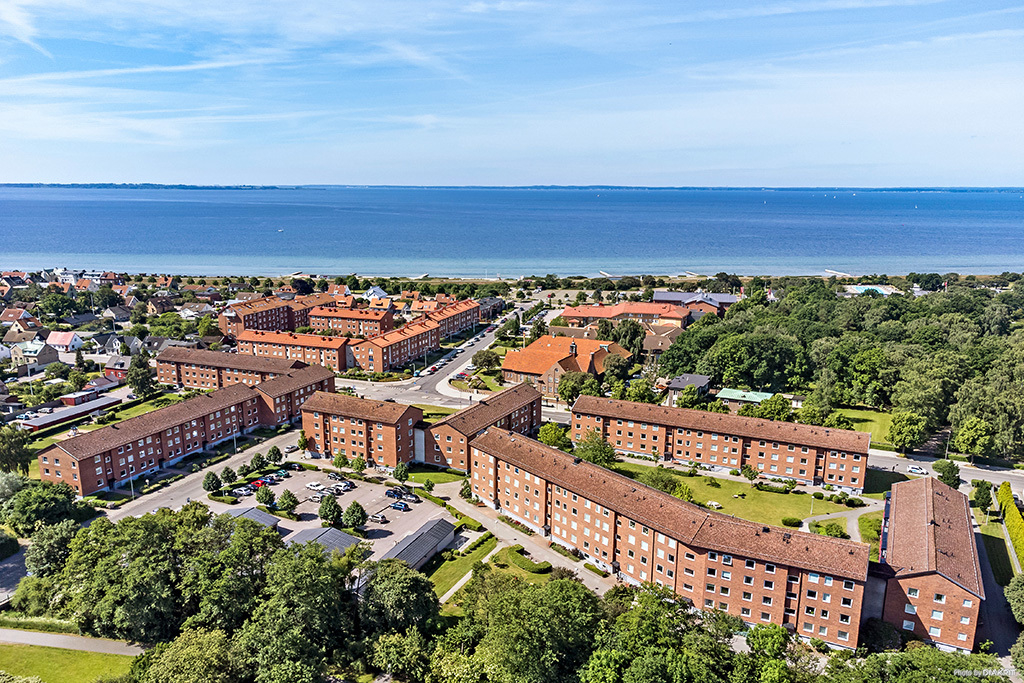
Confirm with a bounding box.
[0,0,1021,186]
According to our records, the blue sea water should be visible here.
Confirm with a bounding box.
[1,187,1022,277]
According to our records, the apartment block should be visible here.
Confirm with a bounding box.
[38,384,263,496]
[424,300,481,338]
[467,429,869,649]
[308,306,394,336]
[560,301,691,327]
[350,320,440,373]
[288,292,337,329]
[218,293,337,336]
[156,347,306,389]
[252,364,336,426]
[426,384,542,470]
[880,477,983,652]
[301,392,422,469]
[571,396,869,493]
[235,330,349,371]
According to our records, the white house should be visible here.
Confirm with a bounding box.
[46,331,84,352]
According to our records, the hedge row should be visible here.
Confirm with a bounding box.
[0,533,19,561]
[498,515,535,536]
[997,482,1024,567]
[461,532,494,556]
[419,490,486,532]
[549,542,582,562]
[584,563,609,577]
[207,494,239,505]
[0,613,79,635]
[506,545,551,574]
[455,516,483,532]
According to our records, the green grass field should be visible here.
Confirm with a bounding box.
[835,407,893,447]
[425,536,498,597]
[407,464,465,486]
[490,547,552,586]
[609,462,848,526]
[858,510,884,561]
[862,468,916,499]
[450,370,505,393]
[810,516,848,536]
[969,489,1015,586]
[0,644,133,683]
[412,404,458,424]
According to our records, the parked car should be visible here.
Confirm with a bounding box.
[15,414,29,420]
[385,489,402,499]
[369,513,388,524]
[907,465,927,475]
[340,481,355,491]
[389,501,411,512]
[401,494,420,503]
[232,488,250,497]
[38,407,53,414]
[327,472,343,481]
[286,462,303,471]
[284,445,298,453]
[306,482,325,491]
[251,480,265,488]
[276,469,290,478]
[310,493,324,503]
[127,393,137,399]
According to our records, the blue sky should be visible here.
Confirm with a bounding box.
[0,0,1021,185]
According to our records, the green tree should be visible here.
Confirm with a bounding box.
[1012,632,1024,676]
[953,416,995,459]
[266,445,282,464]
[141,628,242,683]
[601,353,630,384]
[472,349,501,371]
[636,466,677,493]
[579,376,602,397]
[674,385,704,409]
[557,371,591,405]
[220,466,236,485]
[237,463,252,478]
[672,481,694,502]
[393,462,409,483]
[527,319,547,344]
[932,459,961,489]
[611,319,645,358]
[74,348,85,370]
[318,495,342,525]
[250,452,266,471]
[574,429,616,468]
[1006,573,1024,625]
[196,315,217,338]
[609,380,627,400]
[0,472,25,505]
[822,411,855,430]
[741,464,759,487]
[360,559,439,637]
[754,394,793,421]
[887,411,928,454]
[422,479,435,494]
[625,378,658,404]
[371,627,431,682]
[6,482,76,537]
[537,423,573,451]
[596,319,615,340]
[256,485,275,507]
[342,501,368,528]
[351,457,367,474]
[975,482,993,514]
[67,369,88,391]
[25,519,78,578]
[277,489,299,514]
[126,353,155,397]
[202,472,222,492]
[0,425,33,475]
[297,430,308,451]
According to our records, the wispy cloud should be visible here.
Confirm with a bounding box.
[0,57,265,84]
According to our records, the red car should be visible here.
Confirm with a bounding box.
[251,480,265,488]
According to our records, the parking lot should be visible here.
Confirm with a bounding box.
[215,465,456,560]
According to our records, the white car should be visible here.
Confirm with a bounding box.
[907,465,927,475]
[306,482,325,491]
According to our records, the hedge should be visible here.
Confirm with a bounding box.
[460,531,494,555]
[781,517,802,528]
[0,613,79,635]
[498,515,535,535]
[207,494,239,505]
[506,545,551,574]
[997,482,1024,567]
[456,516,483,532]
[584,563,609,577]
[549,542,582,562]
[285,461,319,471]
[754,482,791,494]
[0,533,19,561]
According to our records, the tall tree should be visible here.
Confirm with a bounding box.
[126,353,155,397]
[25,519,79,578]
[887,411,928,454]
[360,559,439,637]
[574,429,616,468]
[0,425,33,475]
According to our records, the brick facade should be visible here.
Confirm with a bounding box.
[308,306,394,336]
[350,320,440,372]
[156,347,305,390]
[301,392,422,469]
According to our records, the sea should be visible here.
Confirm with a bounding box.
[1,186,1023,278]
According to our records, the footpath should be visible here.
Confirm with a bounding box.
[0,628,142,656]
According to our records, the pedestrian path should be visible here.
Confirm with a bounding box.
[440,543,504,603]
[0,628,142,656]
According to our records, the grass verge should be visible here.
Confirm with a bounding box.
[425,535,498,598]
[0,643,133,683]
[858,510,884,562]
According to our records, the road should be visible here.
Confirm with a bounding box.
[0,628,142,656]
[867,449,1024,496]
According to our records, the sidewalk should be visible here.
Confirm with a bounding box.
[0,628,142,656]
[435,482,616,595]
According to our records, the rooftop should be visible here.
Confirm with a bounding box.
[236,330,349,350]
[227,506,281,529]
[288,526,363,555]
[254,364,336,399]
[501,335,630,376]
[471,429,868,581]
[301,391,421,424]
[571,395,871,453]
[156,347,306,374]
[885,477,984,599]
[718,388,774,403]
[309,306,390,321]
[433,384,541,437]
[561,301,690,320]
[382,518,455,566]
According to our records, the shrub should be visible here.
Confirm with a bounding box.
[812,492,824,500]
[584,563,609,577]
[781,517,802,528]
[505,545,552,574]
[729,469,740,476]
[498,515,535,535]
[461,532,494,555]
[207,494,238,505]
[998,482,1024,569]
[844,497,865,508]
[754,482,791,494]
[456,516,483,532]
[0,532,19,561]
[549,542,582,562]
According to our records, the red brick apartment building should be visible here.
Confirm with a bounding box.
[235,330,349,371]
[424,300,480,338]
[560,302,691,328]
[252,364,336,426]
[39,384,263,496]
[301,393,422,469]
[571,396,869,493]
[217,293,337,336]
[350,320,440,373]
[308,306,394,336]
[426,384,542,470]
[501,336,631,399]
[467,429,869,649]
[156,347,306,389]
[880,477,983,652]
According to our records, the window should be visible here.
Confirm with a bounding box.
[960,616,970,625]
[908,587,919,598]
[931,610,943,621]
[963,599,973,608]
[904,604,916,615]
[902,620,915,631]
[933,593,945,604]
[928,626,941,637]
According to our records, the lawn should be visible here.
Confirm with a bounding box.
[810,516,848,536]
[450,371,505,393]
[835,407,893,447]
[609,462,848,526]
[490,547,552,586]
[858,510,884,561]
[0,644,133,683]
[862,468,915,500]
[425,535,498,597]
[970,489,1015,586]
[412,404,458,424]
[407,464,465,486]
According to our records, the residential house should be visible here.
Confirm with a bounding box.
[46,331,84,352]
[147,296,177,316]
[104,356,132,381]
[360,285,389,300]
[501,335,631,399]
[652,291,739,316]
[102,306,132,322]
[179,302,215,320]
[0,308,36,327]
[717,388,773,412]
[104,335,143,356]
[11,340,60,368]
[62,313,99,327]
[664,374,712,405]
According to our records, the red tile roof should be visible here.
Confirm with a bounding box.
[561,301,690,321]
[236,330,348,350]
[301,391,421,424]
[502,335,630,377]
[254,364,336,399]
[157,347,306,374]
[310,306,389,321]
[471,429,868,580]
[433,384,540,436]
[886,477,984,598]
[572,395,871,453]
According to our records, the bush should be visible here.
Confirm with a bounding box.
[781,517,802,528]
[549,542,582,562]
[0,612,79,634]
[498,515,535,535]
[754,482,791,494]
[0,532,19,561]
[460,532,494,555]
[206,494,239,505]
[844,497,865,508]
[729,469,740,476]
[584,563,609,577]
[505,545,552,574]
[812,492,824,500]
[998,482,1024,569]
[456,516,483,532]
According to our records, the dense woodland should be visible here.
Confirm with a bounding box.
[7,503,1012,683]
